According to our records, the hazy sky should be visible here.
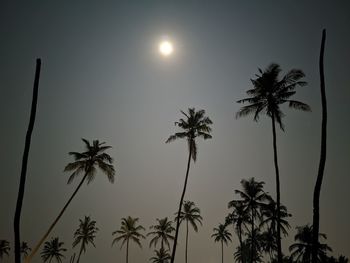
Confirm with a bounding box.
[1,1,350,262]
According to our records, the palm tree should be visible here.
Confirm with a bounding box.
[20,242,31,260]
[26,139,115,263]
[14,58,41,263]
[0,240,11,259]
[231,178,268,263]
[166,108,212,263]
[41,237,66,263]
[237,63,310,263]
[150,248,171,263]
[175,201,202,263]
[312,29,327,263]
[112,216,145,263]
[72,216,99,263]
[211,223,232,263]
[147,217,175,250]
[234,241,253,263]
[289,224,331,263]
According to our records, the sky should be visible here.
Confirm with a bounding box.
[1,1,350,262]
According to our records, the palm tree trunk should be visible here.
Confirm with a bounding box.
[126,239,129,263]
[14,59,41,263]
[25,173,88,263]
[76,246,83,263]
[251,209,254,263]
[221,240,224,263]
[271,114,282,263]
[170,146,192,263]
[185,220,189,263]
[312,29,327,263]
[238,226,243,263]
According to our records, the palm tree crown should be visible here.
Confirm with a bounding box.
[41,237,66,263]
[20,242,31,259]
[147,217,175,250]
[150,247,171,263]
[0,240,11,259]
[211,224,232,245]
[64,139,115,184]
[177,201,203,232]
[166,107,213,161]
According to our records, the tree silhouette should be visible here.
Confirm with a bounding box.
[150,248,171,263]
[289,225,331,263]
[0,240,11,259]
[26,139,115,263]
[147,217,175,250]
[112,216,145,263]
[20,242,31,261]
[176,201,202,263]
[237,63,310,263]
[41,237,66,263]
[14,58,41,263]
[166,108,212,263]
[312,29,328,263]
[211,223,232,263]
[72,216,99,263]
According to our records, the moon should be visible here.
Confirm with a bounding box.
[159,41,174,56]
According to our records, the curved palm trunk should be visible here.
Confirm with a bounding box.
[185,220,189,263]
[126,239,129,263]
[76,246,84,263]
[221,240,224,263]
[25,173,88,263]
[271,114,282,263]
[14,59,41,263]
[312,29,327,263]
[170,146,192,263]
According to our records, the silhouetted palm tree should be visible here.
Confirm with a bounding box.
[112,216,145,263]
[26,139,115,263]
[234,241,254,263]
[231,178,268,263]
[14,58,41,263]
[20,242,31,261]
[150,248,171,263]
[176,201,202,263]
[312,29,327,263]
[147,217,175,250]
[211,223,232,263]
[237,63,310,263]
[0,240,11,259]
[41,237,66,263]
[166,108,212,263]
[289,225,331,263]
[72,216,99,263]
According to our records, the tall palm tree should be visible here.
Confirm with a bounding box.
[231,178,268,263]
[14,58,41,263]
[147,217,175,250]
[112,216,145,263]
[0,240,11,259]
[20,242,31,260]
[211,223,232,263]
[237,63,310,263]
[41,237,66,263]
[72,216,99,263]
[176,201,203,263]
[166,108,212,263]
[289,225,331,263]
[26,139,115,263]
[150,248,171,263]
[312,29,327,263]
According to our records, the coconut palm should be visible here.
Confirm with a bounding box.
[26,139,115,263]
[0,240,11,259]
[166,108,212,263]
[14,59,41,263]
[72,216,99,263]
[41,237,66,263]
[237,63,310,263]
[230,178,268,263]
[147,217,175,250]
[289,225,331,263]
[20,242,31,260]
[175,201,202,263]
[150,248,171,263]
[211,223,232,263]
[112,216,145,263]
[312,29,327,263]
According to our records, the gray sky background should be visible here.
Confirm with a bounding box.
[1,1,349,262]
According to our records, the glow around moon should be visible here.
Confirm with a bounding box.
[159,41,174,56]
